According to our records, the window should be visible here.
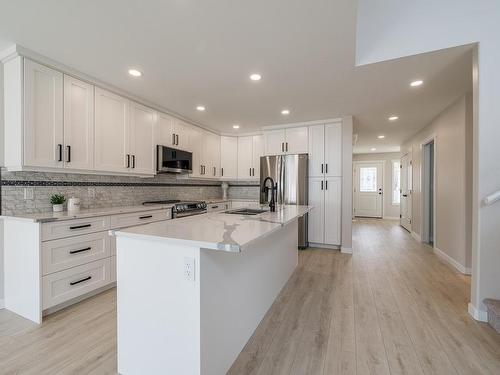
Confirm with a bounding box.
[359,167,377,192]
[392,160,401,204]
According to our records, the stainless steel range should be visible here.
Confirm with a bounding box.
[143,200,207,218]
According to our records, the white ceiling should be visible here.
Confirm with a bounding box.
[0,0,471,153]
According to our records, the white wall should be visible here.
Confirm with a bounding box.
[356,0,500,321]
[402,94,472,271]
[341,116,353,252]
[353,152,401,219]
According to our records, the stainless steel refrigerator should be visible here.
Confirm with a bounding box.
[260,153,308,248]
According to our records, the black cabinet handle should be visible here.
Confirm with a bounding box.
[126,154,130,168]
[66,145,71,163]
[402,194,408,197]
[249,168,252,176]
[69,224,91,230]
[139,215,153,219]
[57,144,63,162]
[70,276,92,286]
[221,167,224,176]
[321,181,324,190]
[132,155,136,169]
[176,134,179,145]
[252,168,255,176]
[281,142,284,152]
[172,134,176,145]
[321,164,323,173]
[286,142,288,152]
[325,164,328,174]
[212,205,219,209]
[213,166,216,176]
[69,247,92,254]
[325,180,328,190]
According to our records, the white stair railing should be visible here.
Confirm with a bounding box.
[483,190,500,206]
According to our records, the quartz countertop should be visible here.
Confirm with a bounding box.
[112,204,313,252]
[0,204,175,223]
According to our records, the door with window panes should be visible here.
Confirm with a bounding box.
[353,162,383,217]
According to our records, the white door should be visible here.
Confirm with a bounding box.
[324,176,341,245]
[24,59,64,168]
[308,125,325,177]
[264,129,285,155]
[400,153,412,231]
[63,75,94,170]
[308,177,325,244]
[237,136,253,179]
[94,88,129,173]
[156,112,175,147]
[220,136,238,179]
[129,102,156,175]
[285,127,308,154]
[353,161,383,217]
[324,122,342,177]
[252,135,264,179]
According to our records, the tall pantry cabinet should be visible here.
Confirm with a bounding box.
[307,122,342,246]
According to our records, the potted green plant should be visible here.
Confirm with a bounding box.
[50,194,66,212]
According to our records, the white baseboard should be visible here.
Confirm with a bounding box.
[341,247,353,254]
[383,216,399,220]
[468,302,488,322]
[0,299,4,309]
[433,247,471,275]
[411,231,421,242]
[308,242,340,250]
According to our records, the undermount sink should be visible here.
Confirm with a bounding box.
[224,208,268,216]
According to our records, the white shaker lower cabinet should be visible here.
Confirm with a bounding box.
[308,176,341,247]
[3,208,171,324]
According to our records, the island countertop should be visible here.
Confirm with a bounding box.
[112,204,313,252]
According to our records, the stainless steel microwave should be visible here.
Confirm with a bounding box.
[156,145,192,174]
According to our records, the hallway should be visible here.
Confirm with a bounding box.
[1,219,500,374]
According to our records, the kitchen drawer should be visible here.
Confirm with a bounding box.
[110,256,116,283]
[42,216,111,241]
[42,258,111,309]
[207,202,230,212]
[42,231,111,275]
[110,209,171,229]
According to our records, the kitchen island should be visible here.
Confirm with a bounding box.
[112,204,312,375]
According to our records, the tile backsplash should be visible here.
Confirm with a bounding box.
[0,170,261,216]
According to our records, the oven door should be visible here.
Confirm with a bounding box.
[157,145,193,174]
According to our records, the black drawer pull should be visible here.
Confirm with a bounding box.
[69,276,92,286]
[69,224,91,230]
[69,247,92,254]
[139,215,153,219]
[211,205,219,209]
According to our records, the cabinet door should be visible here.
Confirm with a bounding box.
[264,129,285,155]
[189,127,203,177]
[252,135,264,178]
[285,127,308,154]
[308,125,325,177]
[237,136,253,179]
[156,112,175,147]
[324,176,341,245]
[94,88,129,173]
[63,75,94,170]
[220,136,238,178]
[174,120,191,151]
[324,122,342,177]
[129,102,156,175]
[308,177,325,244]
[206,132,220,177]
[24,59,64,168]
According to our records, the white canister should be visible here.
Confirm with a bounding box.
[68,197,81,211]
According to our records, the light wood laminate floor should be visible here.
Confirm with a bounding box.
[1,219,500,374]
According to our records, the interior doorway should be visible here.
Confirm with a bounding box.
[353,161,384,218]
[421,139,435,244]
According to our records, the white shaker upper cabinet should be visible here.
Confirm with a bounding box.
[324,122,342,177]
[220,136,238,179]
[156,112,175,147]
[204,131,220,178]
[237,136,253,179]
[308,125,325,177]
[252,135,264,178]
[94,88,130,173]
[264,129,285,155]
[129,102,156,175]
[172,119,191,151]
[285,127,308,154]
[63,75,94,171]
[24,59,64,168]
[189,126,203,177]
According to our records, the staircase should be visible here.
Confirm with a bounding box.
[483,299,500,333]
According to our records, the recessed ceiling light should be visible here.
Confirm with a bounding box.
[388,116,399,121]
[232,124,240,129]
[377,135,385,139]
[371,148,377,151]
[249,73,262,81]
[281,109,290,115]
[196,106,206,112]
[410,80,423,87]
[128,69,142,77]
